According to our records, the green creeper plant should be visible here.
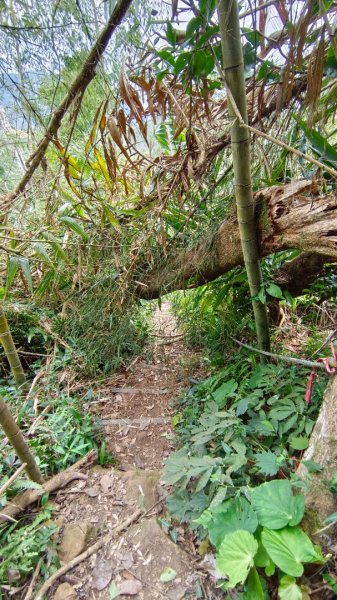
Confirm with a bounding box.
[217,0,270,352]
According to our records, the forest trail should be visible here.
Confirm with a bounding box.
[50,303,220,600]
[95,300,196,471]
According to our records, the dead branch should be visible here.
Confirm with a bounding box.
[0,450,96,523]
[232,338,332,370]
[11,0,133,200]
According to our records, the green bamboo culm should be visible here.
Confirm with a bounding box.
[218,0,270,352]
[0,397,44,483]
[0,304,28,391]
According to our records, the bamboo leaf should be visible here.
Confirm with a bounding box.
[18,257,33,293]
[59,216,89,240]
[33,243,54,266]
[93,148,113,191]
[5,256,19,292]
[102,205,121,231]
[41,232,69,263]
[85,103,102,154]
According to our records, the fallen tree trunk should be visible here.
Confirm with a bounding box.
[136,180,337,299]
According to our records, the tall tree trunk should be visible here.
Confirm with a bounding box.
[218,0,270,352]
[0,397,43,483]
[0,304,27,391]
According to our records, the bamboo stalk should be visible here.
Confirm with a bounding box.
[0,397,43,483]
[217,0,270,352]
[0,304,27,391]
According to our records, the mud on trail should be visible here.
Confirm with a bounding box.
[49,303,222,600]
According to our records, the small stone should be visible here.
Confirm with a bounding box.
[58,522,93,563]
[119,579,142,595]
[53,582,78,600]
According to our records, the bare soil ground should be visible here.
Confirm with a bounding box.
[48,303,222,599]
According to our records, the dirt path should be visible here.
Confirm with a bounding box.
[49,303,221,600]
[94,301,198,471]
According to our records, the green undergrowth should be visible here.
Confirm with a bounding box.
[0,356,112,590]
[163,355,331,597]
[54,292,151,377]
[170,268,252,364]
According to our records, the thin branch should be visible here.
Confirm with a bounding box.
[232,338,330,370]
[0,463,27,497]
[12,0,133,200]
[226,86,337,179]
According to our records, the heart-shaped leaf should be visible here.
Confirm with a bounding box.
[216,529,258,589]
[261,527,324,577]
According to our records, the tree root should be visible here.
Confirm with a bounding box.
[0,450,96,524]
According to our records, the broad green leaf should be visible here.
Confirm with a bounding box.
[278,575,303,600]
[261,527,324,577]
[266,283,284,299]
[212,379,238,407]
[324,511,337,524]
[301,460,322,473]
[251,480,304,529]
[5,256,19,292]
[216,530,258,589]
[254,451,279,476]
[290,436,309,450]
[244,566,264,600]
[201,497,258,549]
[18,258,33,293]
[173,53,190,76]
[102,206,121,231]
[156,49,176,67]
[35,270,56,298]
[160,567,177,582]
[199,0,216,21]
[59,216,89,240]
[155,122,170,152]
[191,49,214,78]
[254,530,275,575]
[166,22,176,46]
[257,287,266,304]
[185,16,202,40]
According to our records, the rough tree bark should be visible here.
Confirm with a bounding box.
[135,180,337,299]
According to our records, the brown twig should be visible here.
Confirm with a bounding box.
[0,463,27,497]
[23,559,42,600]
[33,508,143,600]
